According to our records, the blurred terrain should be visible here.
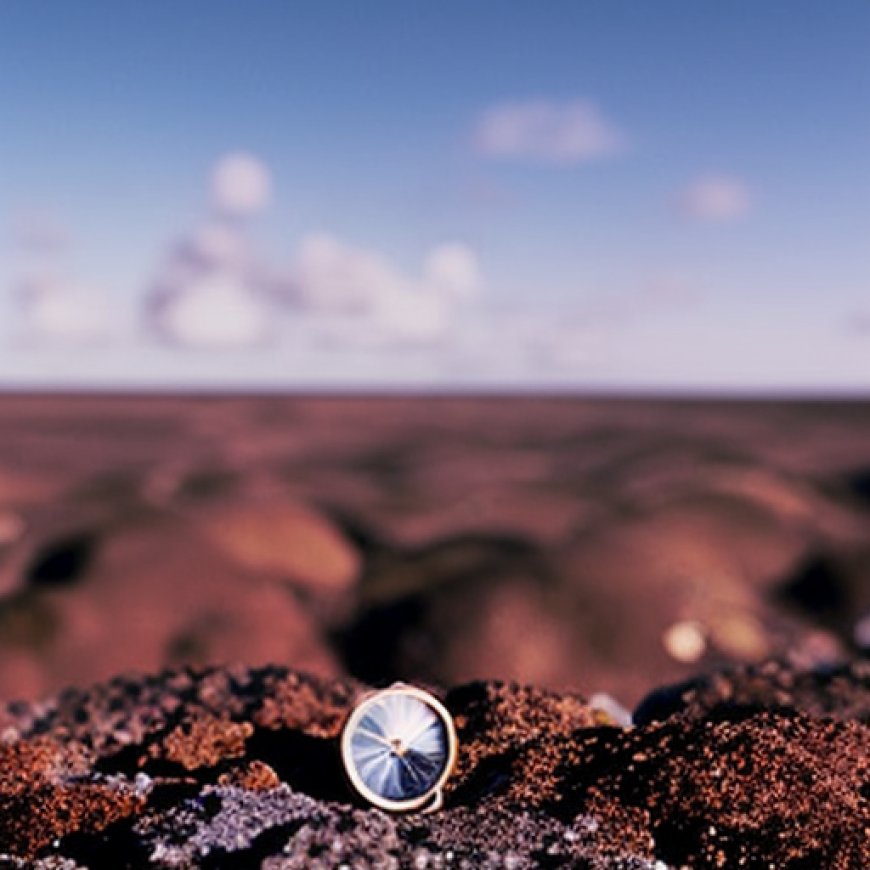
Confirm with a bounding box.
[0,394,868,707]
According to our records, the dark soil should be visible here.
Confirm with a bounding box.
[0,660,867,868]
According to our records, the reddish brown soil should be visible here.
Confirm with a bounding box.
[0,396,868,865]
[0,662,866,867]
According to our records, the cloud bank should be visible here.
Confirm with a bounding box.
[5,148,697,384]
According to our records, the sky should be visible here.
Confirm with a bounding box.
[1,0,868,392]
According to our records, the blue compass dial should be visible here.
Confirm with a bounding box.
[347,692,449,801]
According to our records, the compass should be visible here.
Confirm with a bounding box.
[340,683,458,813]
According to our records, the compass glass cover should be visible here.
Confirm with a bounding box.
[347,692,449,802]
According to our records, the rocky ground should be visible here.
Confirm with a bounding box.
[1,396,869,866]
[0,660,867,868]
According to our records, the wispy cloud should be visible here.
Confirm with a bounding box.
[678,175,752,222]
[434,310,612,381]
[472,99,626,164]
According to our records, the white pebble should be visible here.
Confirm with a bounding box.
[662,620,707,663]
[589,692,633,727]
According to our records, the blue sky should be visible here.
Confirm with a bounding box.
[1,1,868,391]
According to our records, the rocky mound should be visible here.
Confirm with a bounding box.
[4,396,870,708]
[0,661,867,868]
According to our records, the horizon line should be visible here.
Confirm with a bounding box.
[1,384,869,403]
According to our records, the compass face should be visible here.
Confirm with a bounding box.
[341,687,456,810]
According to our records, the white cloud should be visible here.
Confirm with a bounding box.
[291,233,406,315]
[145,153,276,349]
[277,234,482,347]
[679,175,752,221]
[211,152,272,217]
[146,146,484,353]
[8,213,114,344]
[146,218,274,349]
[367,289,451,346]
[424,243,482,299]
[148,272,271,349]
[15,274,112,343]
[472,99,625,164]
[147,221,484,353]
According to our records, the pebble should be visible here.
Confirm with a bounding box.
[589,692,633,727]
[662,620,707,663]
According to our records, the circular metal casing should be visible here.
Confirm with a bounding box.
[340,683,458,813]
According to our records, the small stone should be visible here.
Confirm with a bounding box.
[589,692,633,727]
[662,620,707,663]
